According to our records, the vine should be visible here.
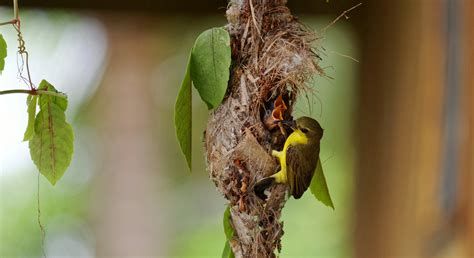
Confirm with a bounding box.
[0,0,74,184]
[1,1,75,256]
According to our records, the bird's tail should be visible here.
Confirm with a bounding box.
[254,177,276,200]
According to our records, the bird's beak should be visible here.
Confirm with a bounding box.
[280,119,297,130]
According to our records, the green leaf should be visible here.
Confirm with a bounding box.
[309,158,334,209]
[190,27,231,109]
[0,34,7,74]
[38,80,68,111]
[222,240,235,258]
[223,205,234,239]
[222,206,235,258]
[29,83,74,186]
[23,95,38,141]
[174,55,192,170]
[174,27,231,171]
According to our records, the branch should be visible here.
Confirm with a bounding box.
[0,0,19,26]
[0,20,16,26]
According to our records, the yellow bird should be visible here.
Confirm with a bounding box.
[255,116,323,199]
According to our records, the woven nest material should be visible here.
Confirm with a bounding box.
[205,0,323,257]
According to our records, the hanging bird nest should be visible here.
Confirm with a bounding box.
[205,0,324,257]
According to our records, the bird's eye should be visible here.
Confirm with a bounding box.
[300,128,309,133]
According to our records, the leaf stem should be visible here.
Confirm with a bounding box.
[0,89,67,99]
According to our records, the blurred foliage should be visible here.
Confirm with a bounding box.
[0,160,92,256]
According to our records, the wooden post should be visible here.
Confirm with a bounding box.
[355,1,445,257]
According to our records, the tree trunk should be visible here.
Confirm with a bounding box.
[204,0,322,257]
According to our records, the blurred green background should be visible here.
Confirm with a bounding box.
[0,8,358,257]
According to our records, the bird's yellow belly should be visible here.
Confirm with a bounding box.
[272,130,308,183]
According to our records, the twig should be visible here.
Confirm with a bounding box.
[321,3,362,33]
[13,0,19,20]
[0,89,68,99]
[0,19,17,26]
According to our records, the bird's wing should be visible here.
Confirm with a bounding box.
[286,145,319,199]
